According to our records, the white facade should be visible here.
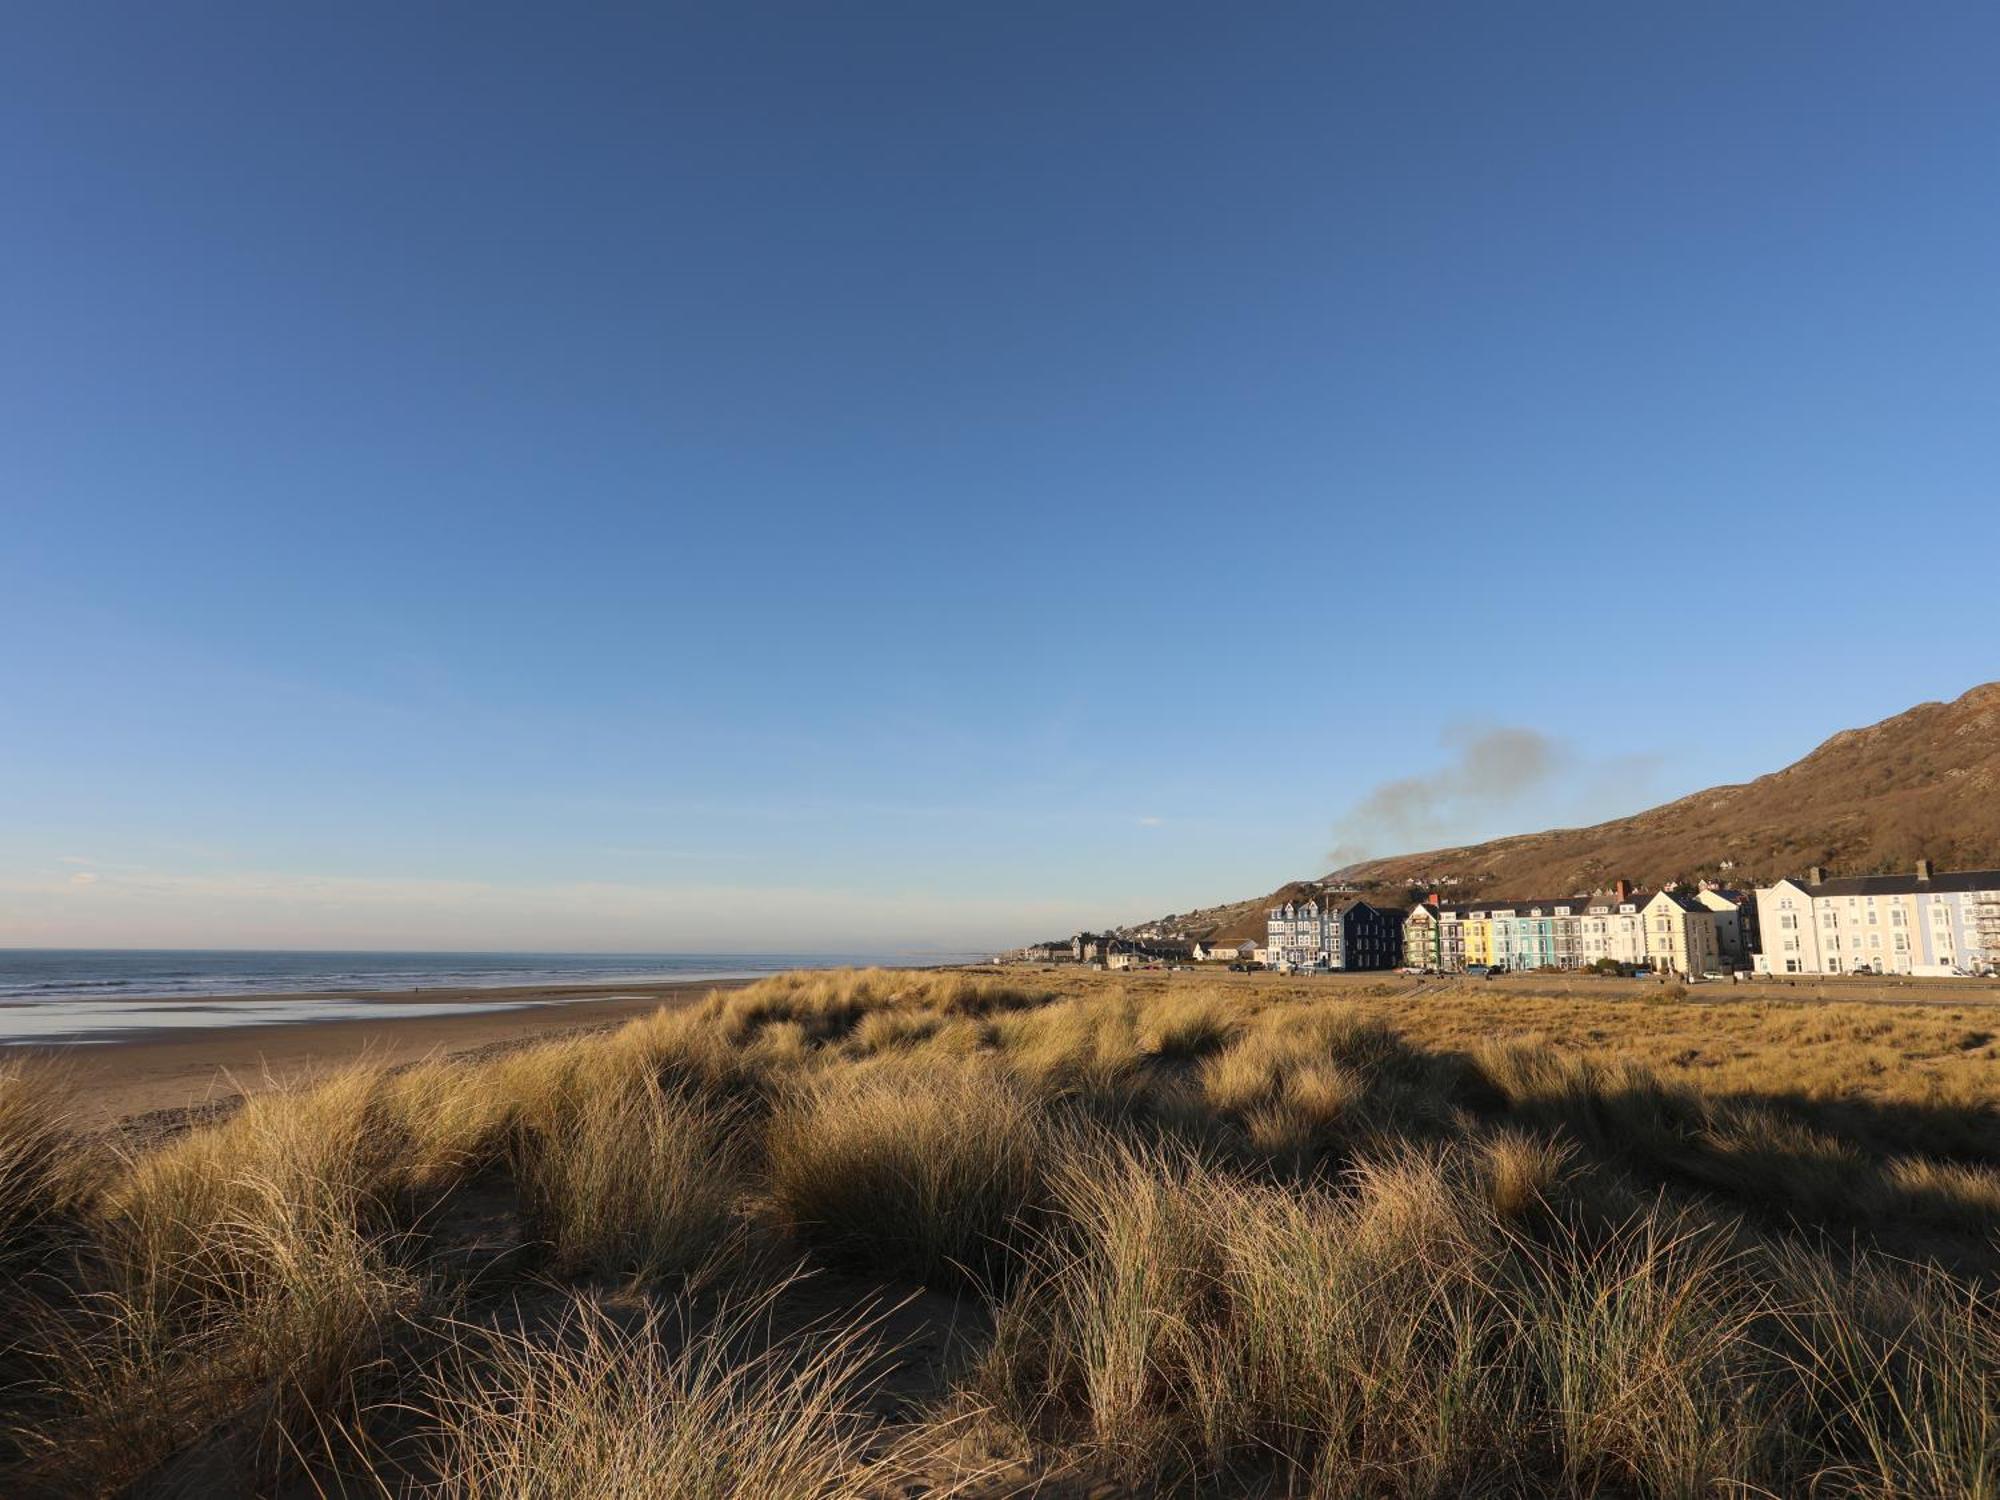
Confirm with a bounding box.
[1576,894,1646,967]
[1755,880,1822,974]
[1753,867,2000,976]
[1266,899,1402,972]
[1267,900,1335,971]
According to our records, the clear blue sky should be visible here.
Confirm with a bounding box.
[4,3,1998,951]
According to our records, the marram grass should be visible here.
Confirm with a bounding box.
[2,966,1997,1498]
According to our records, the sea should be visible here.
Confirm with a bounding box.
[0,948,959,1045]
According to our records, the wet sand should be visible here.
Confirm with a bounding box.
[24,977,752,1126]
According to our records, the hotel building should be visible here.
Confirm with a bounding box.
[1753,862,2000,976]
[1266,896,1405,972]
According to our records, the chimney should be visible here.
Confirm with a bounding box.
[1426,891,1440,907]
[1807,866,1825,886]
[1614,878,1630,903]
[1916,859,1934,882]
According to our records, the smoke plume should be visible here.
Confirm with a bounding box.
[1326,725,1562,870]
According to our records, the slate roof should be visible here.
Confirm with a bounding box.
[1802,869,2000,898]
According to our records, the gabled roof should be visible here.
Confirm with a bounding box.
[1643,889,1709,913]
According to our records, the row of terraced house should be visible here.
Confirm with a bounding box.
[1751,861,2000,976]
[1399,881,1735,976]
[1267,880,1748,976]
[1266,862,2000,978]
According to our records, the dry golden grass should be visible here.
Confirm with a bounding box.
[419,1285,903,1500]
[0,1059,102,1278]
[766,1056,1046,1289]
[3,964,1999,1498]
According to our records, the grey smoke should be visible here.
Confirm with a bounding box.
[1326,725,1563,870]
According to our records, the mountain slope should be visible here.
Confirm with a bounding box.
[1168,682,2000,943]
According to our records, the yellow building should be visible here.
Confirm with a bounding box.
[1460,911,1494,966]
[1640,890,1721,976]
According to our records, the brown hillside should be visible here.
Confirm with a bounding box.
[1161,682,2000,942]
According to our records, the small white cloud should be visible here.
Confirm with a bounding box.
[1137,816,1164,828]
[69,872,99,886]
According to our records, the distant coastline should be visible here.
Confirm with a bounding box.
[0,949,983,1048]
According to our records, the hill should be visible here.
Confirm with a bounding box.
[1154,682,2000,943]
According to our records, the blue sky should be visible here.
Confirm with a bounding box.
[4,3,1998,951]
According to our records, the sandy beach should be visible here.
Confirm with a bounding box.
[25,977,753,1126]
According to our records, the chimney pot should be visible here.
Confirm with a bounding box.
[1917,859,1934,881]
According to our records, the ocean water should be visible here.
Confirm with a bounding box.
[0,949,941,1045]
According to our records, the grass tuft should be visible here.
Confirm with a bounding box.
[766,1057,1049,1289]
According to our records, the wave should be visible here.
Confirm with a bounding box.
[0,951,924,1005]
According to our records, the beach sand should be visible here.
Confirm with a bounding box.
[25,977,751,1127]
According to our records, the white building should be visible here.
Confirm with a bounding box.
[1576,886,1647,968]
[1266,896,1403,973]
[1194,939,1256,963]
[1753,862,2000,976]
[1267,897,1335,971]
